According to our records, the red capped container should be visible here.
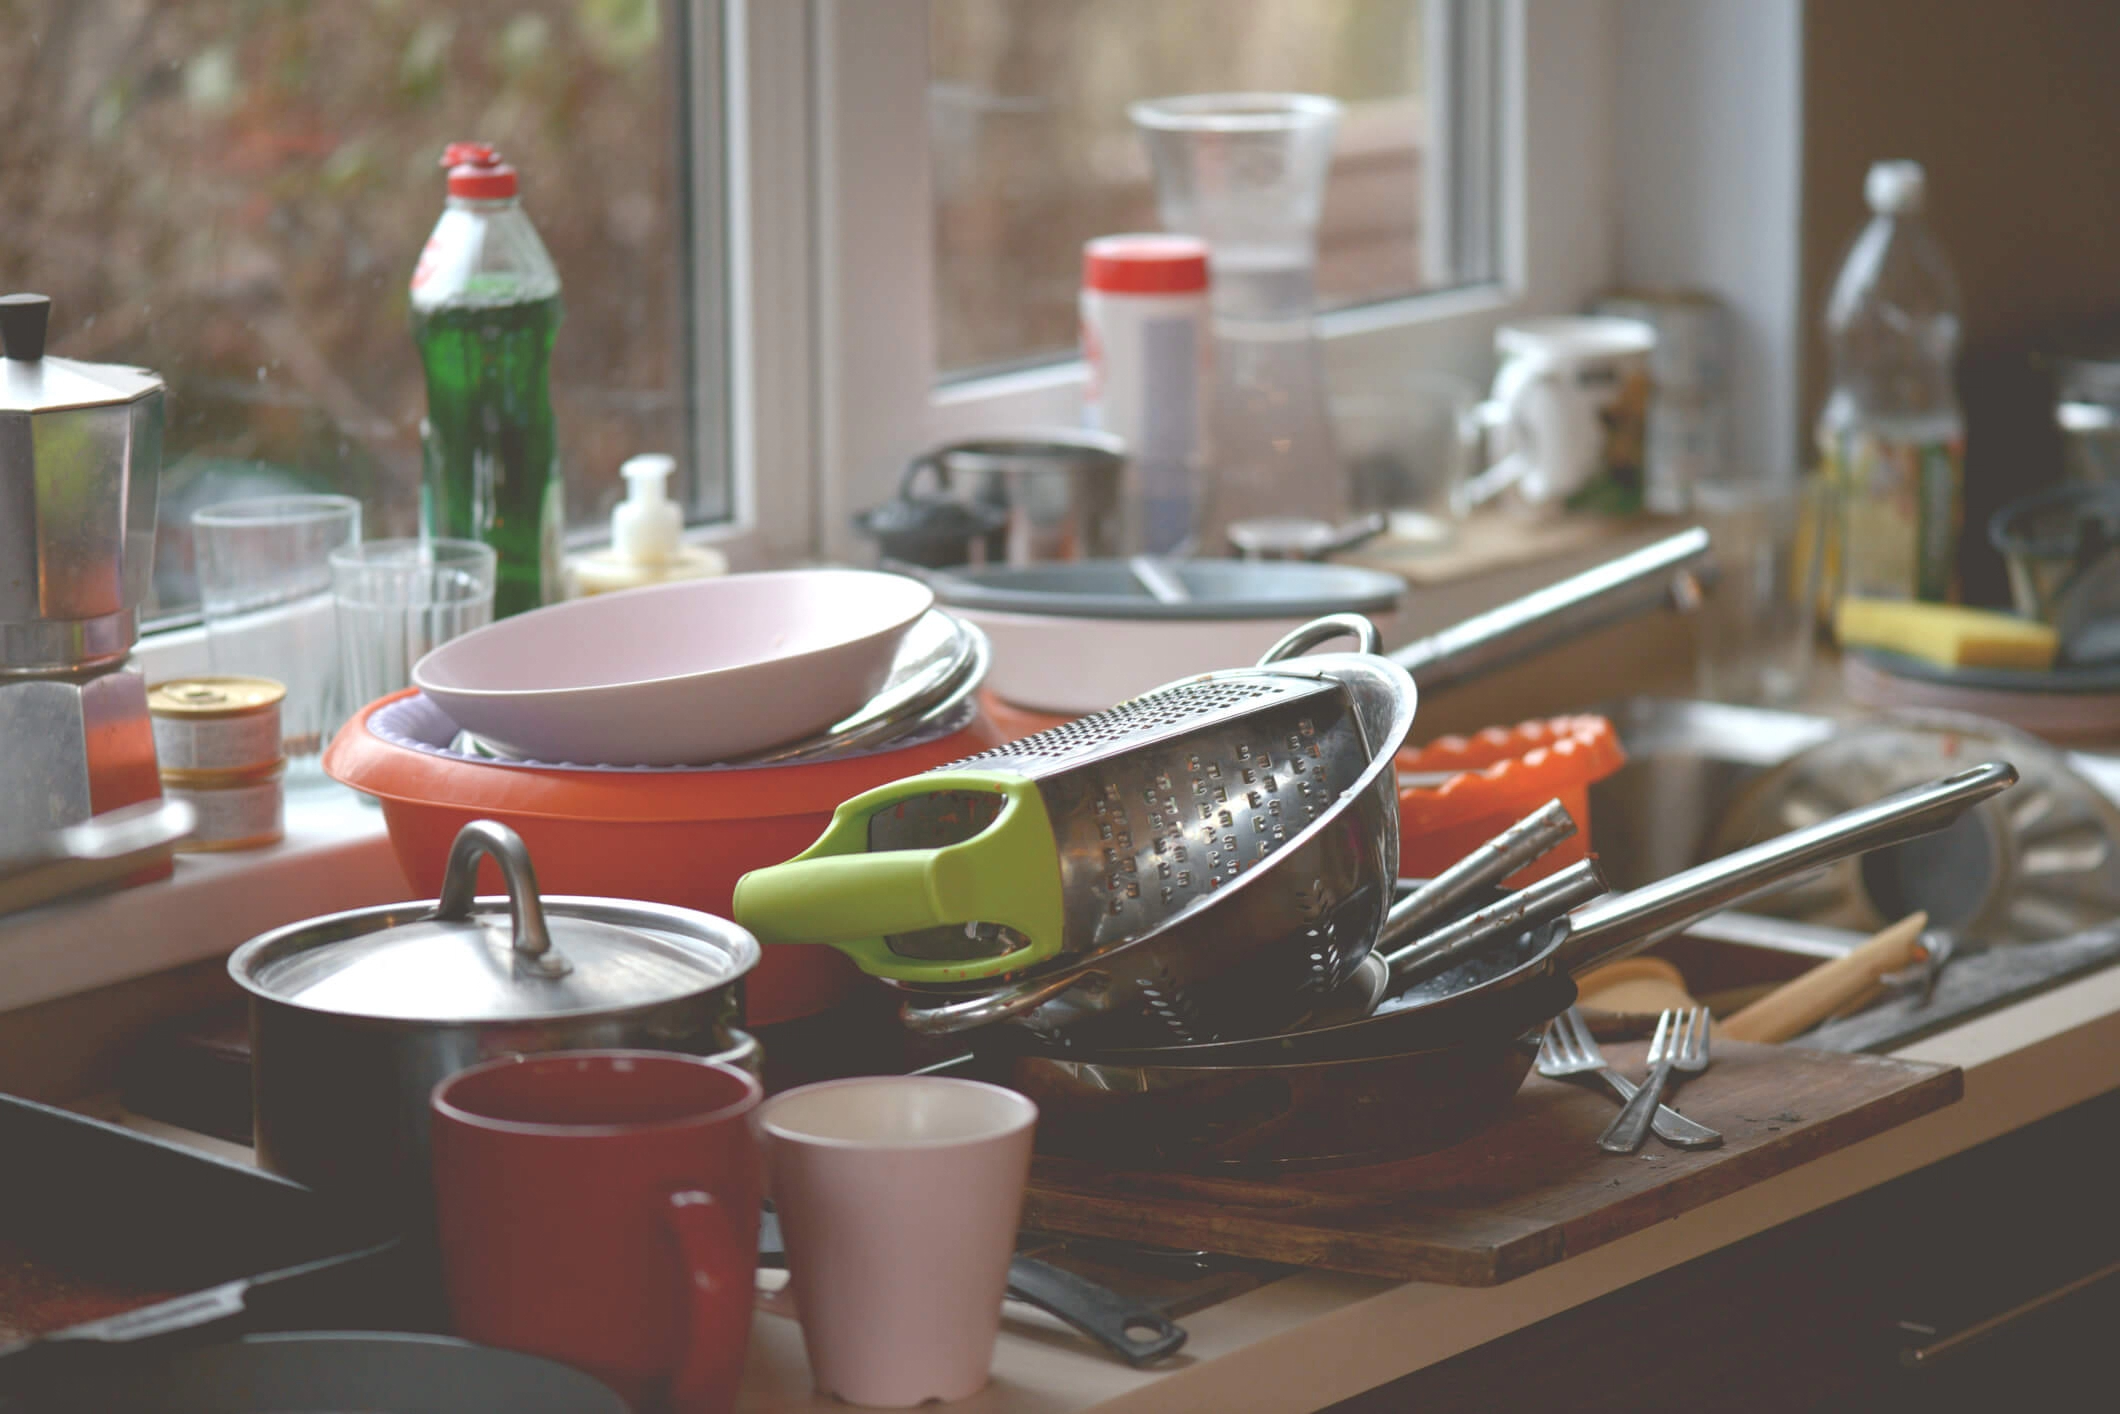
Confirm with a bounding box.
[1081,233,1211,554]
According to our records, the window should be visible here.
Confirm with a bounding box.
[812,0,1577,556]
[4,0,721,618]
[929,0,1487,380]
[15,1,1611,600]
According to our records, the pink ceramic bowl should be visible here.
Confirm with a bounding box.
[411,569,934,767]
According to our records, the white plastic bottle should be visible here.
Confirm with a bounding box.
[569,454,726,597]
[1819,160,1966,603]
[1080,234,1211,554]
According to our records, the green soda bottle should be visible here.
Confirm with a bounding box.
[411,142,563,618]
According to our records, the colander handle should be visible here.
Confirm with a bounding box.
[1258,613,1384,664]
[729,772,1070,984]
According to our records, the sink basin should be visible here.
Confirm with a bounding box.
[1589,697,2120,922]
[1580,697,2120,1049]
[1588,698,1840,893]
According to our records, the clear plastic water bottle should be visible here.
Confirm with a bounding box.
[1818,160,1965,603]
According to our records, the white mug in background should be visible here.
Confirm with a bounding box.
[1463,316,1656,515]
[754,1076,1038,1409]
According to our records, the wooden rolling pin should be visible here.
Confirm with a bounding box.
[1719,912,1930,1044]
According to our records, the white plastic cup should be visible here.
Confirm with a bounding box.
[755,1077,1037,1408]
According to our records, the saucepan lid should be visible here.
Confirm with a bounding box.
[228,820,759,1024]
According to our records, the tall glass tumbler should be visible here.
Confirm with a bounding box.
[193,495,362,782]
[331,539,498,716]
[1131,93,1345,555]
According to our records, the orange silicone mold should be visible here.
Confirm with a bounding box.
[1395,715,1626,885]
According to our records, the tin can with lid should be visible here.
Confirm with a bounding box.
[149,676,286,778]
[165,763,286,853]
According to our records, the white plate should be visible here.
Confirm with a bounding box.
[412,569,933,766]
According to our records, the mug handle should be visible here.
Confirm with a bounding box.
[1461,350,1559,509]
[664,1189,754,1410]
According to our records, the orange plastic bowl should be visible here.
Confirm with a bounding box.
[324,691,1004,1026]
[1396,715,1625,886]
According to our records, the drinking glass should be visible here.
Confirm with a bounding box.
[332,539,498,715]
[1333,370,1479,547]
[193,495,361,781]
[1693,477,1821,706]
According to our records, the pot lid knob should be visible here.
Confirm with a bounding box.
[431,819,573,979]
[0,293,51,362]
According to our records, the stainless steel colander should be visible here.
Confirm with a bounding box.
[733,616,1412,1045]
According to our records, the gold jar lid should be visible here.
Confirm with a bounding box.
[148,675,288,718]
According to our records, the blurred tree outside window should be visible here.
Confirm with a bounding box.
[2,0,706,618]
[932,0,1445,378]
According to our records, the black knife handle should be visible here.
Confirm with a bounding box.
[1005,1255,1188,1367]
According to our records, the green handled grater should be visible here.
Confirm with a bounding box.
[732,670,1376,984]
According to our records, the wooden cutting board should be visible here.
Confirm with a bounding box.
[1020,1040,1960,1286]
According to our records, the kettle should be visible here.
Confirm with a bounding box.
[1,293,166,673]
[0,293,170,861]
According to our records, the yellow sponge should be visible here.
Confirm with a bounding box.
[1835,597,2057,671]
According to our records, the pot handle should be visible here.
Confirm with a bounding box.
[1258,613,1384,664]
[664,1189,753,1409]
[432,820,571,979]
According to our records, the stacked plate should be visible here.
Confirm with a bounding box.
[444,609,990,771]
[407,569,983,769]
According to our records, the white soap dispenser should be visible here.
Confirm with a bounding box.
[570,453,727,596]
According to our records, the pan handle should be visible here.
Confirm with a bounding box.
[1389,527,1710,691]
[1258,613,1384,664]
[1558,760,2020,976]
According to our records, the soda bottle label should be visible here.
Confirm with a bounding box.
[1822,427,1963,603]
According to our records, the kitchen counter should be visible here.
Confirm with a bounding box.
[731,958,2120,1412]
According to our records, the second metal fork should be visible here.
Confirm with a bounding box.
[1598,1006,1713,1155]
[1537,1007,1721,1150]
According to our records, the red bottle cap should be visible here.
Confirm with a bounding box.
[1083,235,1210,295]
[442,142,519,200]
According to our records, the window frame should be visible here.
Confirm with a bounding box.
[136,0,1621,671]
[804,0,1620,560]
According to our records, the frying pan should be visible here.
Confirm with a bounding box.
[1047,760,2020,1069]
[977,971,1580,1170]
[0,1333,630,1413]
[972,763,2016,1169]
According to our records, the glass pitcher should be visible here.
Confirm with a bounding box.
[1131,93,1346,556]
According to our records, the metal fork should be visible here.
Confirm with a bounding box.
[1537,1007,1721,1150]
[1598,1006,1713,1154]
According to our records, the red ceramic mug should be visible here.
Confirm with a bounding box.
[431,1051,763,1414]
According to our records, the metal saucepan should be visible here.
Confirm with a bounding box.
[886,531,1714,1044]
[1058,759,2020,1069]
[227,820,760,1240]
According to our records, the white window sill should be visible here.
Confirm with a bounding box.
[0,784,405,1015]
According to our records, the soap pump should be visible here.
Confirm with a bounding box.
[570,453,727,596]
